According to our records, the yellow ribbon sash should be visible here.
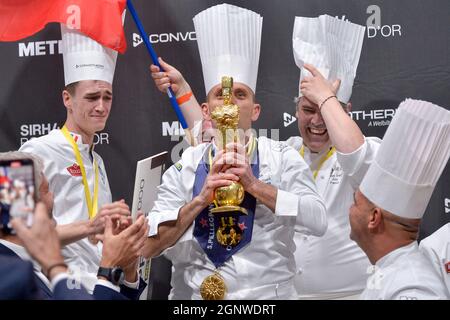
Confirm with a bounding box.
[300,145,336,180]
[61,126,99,219]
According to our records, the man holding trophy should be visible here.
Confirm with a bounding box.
[142,4,327,300]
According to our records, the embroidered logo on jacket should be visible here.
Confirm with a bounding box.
[174,162,182,171]
[445,261,450,274]
[66,164,82,177]
[329,166,344,185]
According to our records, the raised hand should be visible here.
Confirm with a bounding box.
[300,63,341,107]
[87,199,131,244]
[150,57,191,97]
[197,149,240,207]
[100,214,149,270]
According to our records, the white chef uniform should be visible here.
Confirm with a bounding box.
[146,3,327,299]
[359,98,450,300]
[290,15,376,298]
[420,223,450,298]
[287,136,380,298]
[20,130,112,291]
[148,136,327,299]
[361,242,447,300]
[18,22,120,292]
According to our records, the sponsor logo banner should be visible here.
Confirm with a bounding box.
[283,112,296,127]
[132,31,196,47]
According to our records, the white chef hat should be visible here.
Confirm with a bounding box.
[360,99,450,219]
[292,15,365,103]
[60,11,125,86]
[193,3,263,95]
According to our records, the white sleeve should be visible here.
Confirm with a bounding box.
[50,272,71,289]
[119,270,140,289]
[276,146,327,236]
[95,279,121,292]
[147,163,187,237]
[336,136,381,189]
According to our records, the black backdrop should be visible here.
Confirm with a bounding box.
[1,0,449,299]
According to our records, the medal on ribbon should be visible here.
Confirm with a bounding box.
[192,145,259,299]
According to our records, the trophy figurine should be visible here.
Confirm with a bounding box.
[210,76,247,215]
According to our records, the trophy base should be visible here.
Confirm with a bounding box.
[210,206,248,215]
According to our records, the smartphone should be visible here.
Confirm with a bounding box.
[0,158,36,234]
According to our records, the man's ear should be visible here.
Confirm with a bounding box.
[62,90,72,113]
[201,102,211,121]
[368,207,383,233]
[251,103,261,122]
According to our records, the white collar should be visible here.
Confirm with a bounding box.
[302,143,334,168]
[375,241,418,269]
[70,132,85,145]
[56,128,95,152]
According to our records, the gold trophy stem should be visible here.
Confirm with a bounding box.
[210,76,247,215]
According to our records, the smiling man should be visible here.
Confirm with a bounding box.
[286,15,382,300]
[149,14,382,299]
[19,24,132,292]
[142,4,327,300]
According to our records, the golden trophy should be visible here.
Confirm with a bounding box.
[210,76,247,215]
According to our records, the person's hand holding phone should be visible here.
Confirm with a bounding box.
[0,158,37,233]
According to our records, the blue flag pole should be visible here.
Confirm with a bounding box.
[127,0,188,129]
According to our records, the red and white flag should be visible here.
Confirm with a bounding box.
[0,0,127,53]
